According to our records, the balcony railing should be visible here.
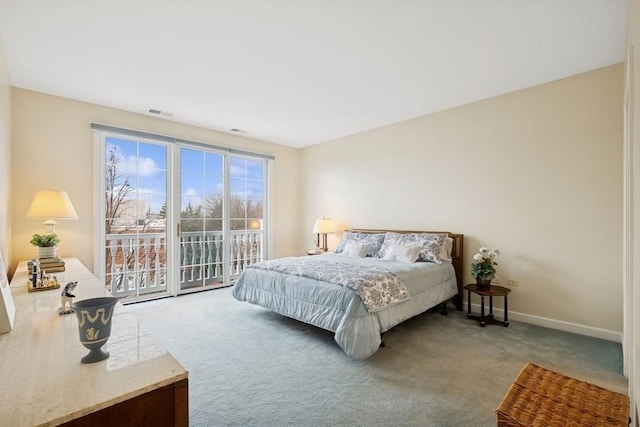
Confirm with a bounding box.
[105,230,263,299]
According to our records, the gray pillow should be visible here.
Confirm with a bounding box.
[379,232,447,263]
[335,232,386,257]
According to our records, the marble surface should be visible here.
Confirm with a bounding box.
[0,258,188,426]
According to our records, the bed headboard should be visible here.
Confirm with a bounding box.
[347,229,464,311]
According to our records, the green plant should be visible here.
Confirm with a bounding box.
[29,233,60,247]
[471,247,499,280]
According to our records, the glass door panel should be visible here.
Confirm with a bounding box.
[179,148,225,292]
[104,137,168,301]
[229,157,265,277]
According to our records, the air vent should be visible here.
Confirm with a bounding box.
[230,128,248,134]
[146,108,173,117]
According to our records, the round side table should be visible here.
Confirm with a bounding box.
[464,283,511,327]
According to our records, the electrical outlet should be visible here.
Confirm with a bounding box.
[493,276,501,284]
[507,279,520,287]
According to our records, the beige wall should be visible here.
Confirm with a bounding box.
[0,35,10,267]
[10,88,300,274]
[300,64,623,333]
[627,0,640,420]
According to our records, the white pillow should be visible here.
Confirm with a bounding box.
[439,237,454,263]
[382,243,422,263]
[342,241,371,257]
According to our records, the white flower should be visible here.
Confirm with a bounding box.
[471,246,500,280]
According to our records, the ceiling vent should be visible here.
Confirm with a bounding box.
[230,128,248,134]
[146,108,173,117]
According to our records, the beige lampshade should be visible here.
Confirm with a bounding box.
[26,191,78,233]
[312,218,335,234]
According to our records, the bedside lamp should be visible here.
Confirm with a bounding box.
[26,190,78,233]
[313,217,335,252]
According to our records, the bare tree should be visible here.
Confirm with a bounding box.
[105,147,133,235]
[202,192,263,230]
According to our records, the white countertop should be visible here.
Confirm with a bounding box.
[0,258,188,426]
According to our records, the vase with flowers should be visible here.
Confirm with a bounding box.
[471,247,499,288]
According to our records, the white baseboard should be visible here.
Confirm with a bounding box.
[464,302,622,343]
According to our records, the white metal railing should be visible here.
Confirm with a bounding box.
[105,229,263,298]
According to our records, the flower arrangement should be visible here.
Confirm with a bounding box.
[471,247,499,281]
[29,233,60,248]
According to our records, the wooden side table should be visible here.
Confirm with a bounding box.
[306,250,334,255]
[464,283,511,327]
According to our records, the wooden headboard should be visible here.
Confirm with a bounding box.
[348,229,464,311]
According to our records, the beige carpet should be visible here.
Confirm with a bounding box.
[127,288,627,427]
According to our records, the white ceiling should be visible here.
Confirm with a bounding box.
[0,1,628,148]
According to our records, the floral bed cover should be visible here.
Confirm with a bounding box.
[247,256,410,312]
[232,254,457,359]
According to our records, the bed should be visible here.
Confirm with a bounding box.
[231,229,464,359]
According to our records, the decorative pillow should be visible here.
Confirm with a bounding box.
[439,236,454,263]
[382,243,422,263]
[342,241,371,258]
[379,232,447,263]
[335,232,385,257]
[377,233,401,258]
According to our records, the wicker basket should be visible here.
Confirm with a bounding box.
[496,363,629,427]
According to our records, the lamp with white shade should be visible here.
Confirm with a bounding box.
[312,217,335,252]
[26,190,78,233]
[26,190,78,258]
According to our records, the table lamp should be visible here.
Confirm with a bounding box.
[26,190,78,233]
[313,217,335,252]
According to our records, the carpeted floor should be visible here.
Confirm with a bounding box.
[127,288,627,427]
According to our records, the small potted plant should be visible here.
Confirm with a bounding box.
[471,246,499,288]
[30,233,60,259]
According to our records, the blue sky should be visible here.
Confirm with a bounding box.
[106,137,264,216]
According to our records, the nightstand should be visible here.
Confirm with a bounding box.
[306,250,334,255]
[464,283,511,327]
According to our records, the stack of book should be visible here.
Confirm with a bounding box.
[28,257,66,273]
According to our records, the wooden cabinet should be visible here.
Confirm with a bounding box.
[1,258,189,426]
[61,379,188,427]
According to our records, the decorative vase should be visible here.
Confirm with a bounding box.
[476,277,492,288]
[38,246,57,259]
[72,297,118,363]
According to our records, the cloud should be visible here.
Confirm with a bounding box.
[183,187,198,196]
[121,155,160,177]
[181,188,202,208]
[230,164,244,176]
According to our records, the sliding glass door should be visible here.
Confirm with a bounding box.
[95,127,269,301]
